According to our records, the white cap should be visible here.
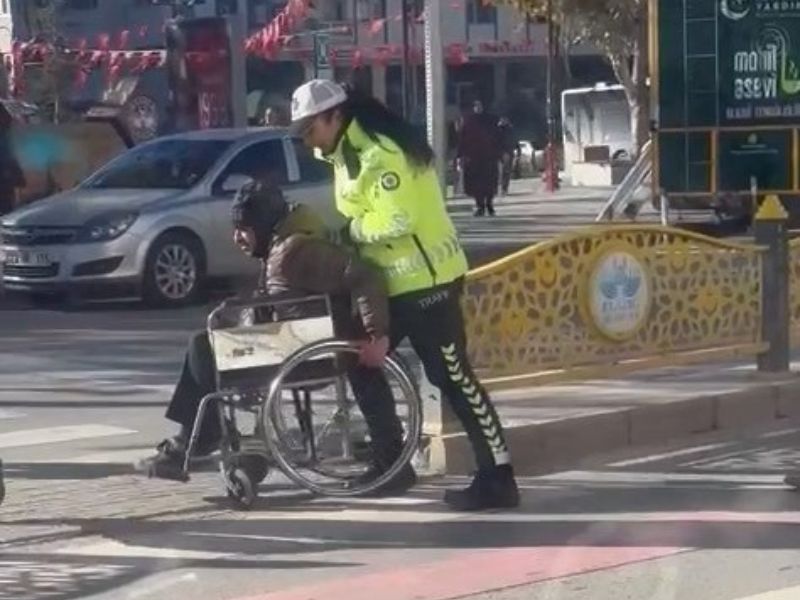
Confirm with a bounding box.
[290,79,347,125]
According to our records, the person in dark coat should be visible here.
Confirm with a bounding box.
[497,116,520,196]
[457,100,501,216]
[0,104,25,216]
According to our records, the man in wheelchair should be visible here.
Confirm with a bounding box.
[138,179,415,495]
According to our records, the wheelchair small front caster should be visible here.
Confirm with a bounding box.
[237,437,271,484]
[238,454,270,485]
[225,467,256,510]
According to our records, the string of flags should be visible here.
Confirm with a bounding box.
[3,0,538,95]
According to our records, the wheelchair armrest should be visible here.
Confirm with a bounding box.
[208,293,333,331]
[218,293,329,313]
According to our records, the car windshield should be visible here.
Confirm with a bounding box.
[85,139,233,190]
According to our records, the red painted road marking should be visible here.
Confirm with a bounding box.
[236,546,687,600]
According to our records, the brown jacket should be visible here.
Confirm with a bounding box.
[262,204,389,339]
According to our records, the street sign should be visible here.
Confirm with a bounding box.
[315,33,330,70]
[655,0,800,195]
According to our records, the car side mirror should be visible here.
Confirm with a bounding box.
[220,174,254,195]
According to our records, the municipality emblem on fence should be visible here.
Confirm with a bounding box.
[584,247,651,341]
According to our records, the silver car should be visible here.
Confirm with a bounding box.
[0,128,342,307]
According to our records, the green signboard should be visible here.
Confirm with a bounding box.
[656,0,800,193]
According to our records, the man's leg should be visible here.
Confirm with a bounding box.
[347,364,405,466]
[346,330,416,495]
[486,194,496,216]
[473,195,485,217]
[401,284,518,510]
[164,331,222,451]
[501,155,512,194]
[139,332,222,478]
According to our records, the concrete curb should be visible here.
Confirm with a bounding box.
[425,376,800,476]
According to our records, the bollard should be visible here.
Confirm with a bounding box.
[756,195,790,372]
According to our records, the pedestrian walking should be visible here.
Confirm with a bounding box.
[497,116,519,196]
[457,100,502,216]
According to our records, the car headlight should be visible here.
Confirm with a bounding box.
[78,212,139,243]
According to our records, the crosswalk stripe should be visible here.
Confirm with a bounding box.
[0,425,137,449]
[540,470,785,486]
[22,447,152,464]
[735,584,800,599]
[0,408,26,420]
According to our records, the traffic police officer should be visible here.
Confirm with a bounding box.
[290,80,519,511]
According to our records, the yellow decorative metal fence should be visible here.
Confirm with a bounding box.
[462,225,766,389]
[789,237,800,344]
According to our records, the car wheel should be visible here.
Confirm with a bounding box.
[143,232,205,308]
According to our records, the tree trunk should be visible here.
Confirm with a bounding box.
[559,38,574,89]
[632,2,650,155]
[608,49,649,156]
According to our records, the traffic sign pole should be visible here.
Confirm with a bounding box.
[424,0,446,192]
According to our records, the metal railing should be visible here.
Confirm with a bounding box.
[595,139,654,223]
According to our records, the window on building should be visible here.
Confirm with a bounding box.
[0,0,8,15]
[467,0,496,24]
[63,0,99,9]
[357,0,385,20]
[248,1,285,27]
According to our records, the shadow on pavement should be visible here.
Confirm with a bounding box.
[5,432,800,598]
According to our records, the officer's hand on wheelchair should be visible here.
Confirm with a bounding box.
[358,335,389,368]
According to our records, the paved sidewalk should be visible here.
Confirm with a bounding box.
[437,354,800,474]
[4,349,799,550]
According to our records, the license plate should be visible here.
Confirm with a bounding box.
[3,249,52,267]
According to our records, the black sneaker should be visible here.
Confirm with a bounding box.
[473,207,485,217]
[356,462,417,497]
[444,465,520,511]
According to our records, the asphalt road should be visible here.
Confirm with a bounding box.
[3,180,785,600]
[1,307,800,600]
[3,371,800,600]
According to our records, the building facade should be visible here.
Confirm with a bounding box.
[3,0,611,142]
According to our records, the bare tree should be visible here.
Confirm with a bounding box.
[14,0,73,122]
[492,0,649,156]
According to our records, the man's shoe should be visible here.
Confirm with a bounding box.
[137,450,188,482]
[444,464,520,511]
[135,435,219,481]
[356,462,417,497]
[473,207,485,217]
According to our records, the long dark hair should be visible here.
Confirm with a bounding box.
[340,85,434,168]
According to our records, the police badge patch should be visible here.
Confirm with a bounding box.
[380,172,401,191]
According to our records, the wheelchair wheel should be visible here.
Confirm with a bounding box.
[264,340,422,498]
[225,466,256,510]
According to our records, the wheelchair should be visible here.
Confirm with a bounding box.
[179,293,423,509]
